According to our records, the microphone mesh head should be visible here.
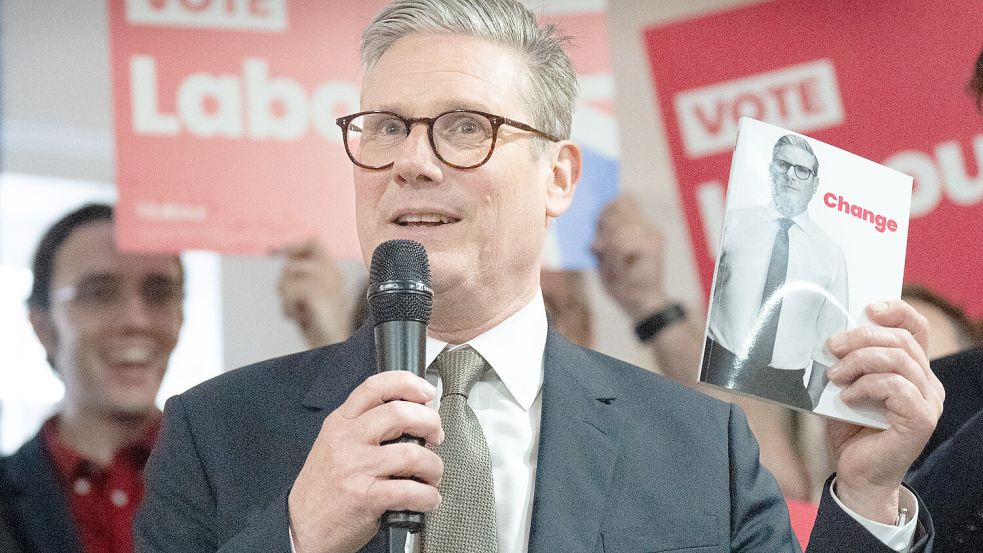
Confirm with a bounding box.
[368,239,433,324]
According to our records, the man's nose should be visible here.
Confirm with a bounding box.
[117,293,154,328]
[392,124,442,185]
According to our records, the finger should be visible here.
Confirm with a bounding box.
[595,254,620,286]
[827,324,930,377]
[277,278,304,319]
[596,216,640,248]
[374,442,444,485]
[826,321,937,401]
[365,479,441,516]
[364,400,445,446]
[337,372,436,419]
[826,345,930,399]
[839,372,941,432]
[596,222,663,268]
[590,232,609,258]
[595,204,616,236]
[865,300,930,354]
[273,238,322,259]
[280,258,334,279]
[281,296,304,322]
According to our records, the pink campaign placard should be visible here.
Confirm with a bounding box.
[643,0,983,315]
[108,0,389,257]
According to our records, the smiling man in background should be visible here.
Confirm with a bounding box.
[1,204,184,553]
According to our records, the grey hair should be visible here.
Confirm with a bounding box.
[361,0,578,143]
[773,134,819,177]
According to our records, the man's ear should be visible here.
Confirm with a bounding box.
[545,141,582,218]
[29,308,59,371]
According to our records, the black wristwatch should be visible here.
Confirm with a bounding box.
[634,303,686,342]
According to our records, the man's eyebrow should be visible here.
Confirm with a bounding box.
[443,101,490,112]
[368,103,407,113]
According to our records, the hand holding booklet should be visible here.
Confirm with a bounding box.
[699,117,913,428]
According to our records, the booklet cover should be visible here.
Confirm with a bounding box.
[699,117,913,429]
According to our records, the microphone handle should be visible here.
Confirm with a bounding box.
[375,320,428,534]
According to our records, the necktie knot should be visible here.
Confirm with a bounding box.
[433,345,489,399]
[779,218,794,232]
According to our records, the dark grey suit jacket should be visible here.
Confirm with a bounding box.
[0,509,24,553]
[0,433,84,553]
[906,346,983,552]
[135,325,933,552]
[0,458,27,553]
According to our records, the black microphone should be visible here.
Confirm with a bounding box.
[367,239,433,534]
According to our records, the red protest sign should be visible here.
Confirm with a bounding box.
[644,0,983,315]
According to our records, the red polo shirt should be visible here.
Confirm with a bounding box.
[41,417,158,553]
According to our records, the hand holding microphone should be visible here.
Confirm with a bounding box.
[286,240,442,553]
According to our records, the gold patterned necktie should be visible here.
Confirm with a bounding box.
[421,345,498,552]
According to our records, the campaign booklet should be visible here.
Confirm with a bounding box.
[699,117,913,429]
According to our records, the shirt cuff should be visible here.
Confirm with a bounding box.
[828,477,917,553]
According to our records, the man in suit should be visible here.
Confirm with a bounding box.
[2,204,184,553]
[702,135,848,411]
[135,1,942,552]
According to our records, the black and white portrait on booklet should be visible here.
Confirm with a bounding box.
[700,117,912,428]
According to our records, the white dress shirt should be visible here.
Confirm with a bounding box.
[292,288,916,552]
[708,204,849,371]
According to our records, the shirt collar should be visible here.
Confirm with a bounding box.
[41,415,160,482]
[425,289,547,411]
[766,205,816,235]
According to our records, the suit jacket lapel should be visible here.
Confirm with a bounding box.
[301,322,377,412]
[528,330,624,553]
[4,434,83,553]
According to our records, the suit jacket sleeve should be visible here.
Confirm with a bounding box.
[727,403,933,553]
[806,476,934,553]
[724,403,803,552]
[134,394,293,553]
